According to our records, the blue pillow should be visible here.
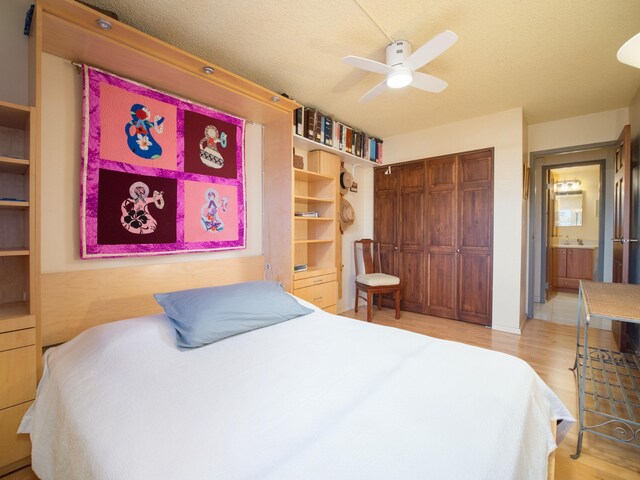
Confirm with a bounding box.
[154,281,313,348]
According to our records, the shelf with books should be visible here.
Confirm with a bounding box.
[293,105,383,166]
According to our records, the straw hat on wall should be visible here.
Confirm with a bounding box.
[340,167,353,196]
[340,197,355,233]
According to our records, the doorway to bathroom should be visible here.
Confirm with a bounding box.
[529,144,616,326]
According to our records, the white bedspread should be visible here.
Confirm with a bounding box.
[21,304,573,480]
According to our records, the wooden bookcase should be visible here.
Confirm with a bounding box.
[0,100,37,475]
[291,151,339,312]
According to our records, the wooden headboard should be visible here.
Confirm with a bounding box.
[40,255,265,346]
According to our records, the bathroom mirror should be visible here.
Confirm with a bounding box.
[555,192,583,227]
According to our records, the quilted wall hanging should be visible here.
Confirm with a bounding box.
[80,65,246,258]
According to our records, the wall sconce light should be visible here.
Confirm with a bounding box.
[554,179,581,193]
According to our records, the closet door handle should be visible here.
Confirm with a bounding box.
[456,249,460,253]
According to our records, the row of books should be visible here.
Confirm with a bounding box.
[293,107,383,164]
[294,264,308,272]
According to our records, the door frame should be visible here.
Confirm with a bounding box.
[527,142,616,318]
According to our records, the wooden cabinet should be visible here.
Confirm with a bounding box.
[0,100,37,475]
[552,247,594,290]
[374,149,494,326]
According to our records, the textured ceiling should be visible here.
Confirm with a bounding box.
[87,0,640,138]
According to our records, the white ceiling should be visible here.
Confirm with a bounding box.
[88,0,640,139]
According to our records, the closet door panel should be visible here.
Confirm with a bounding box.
[425,156,456,317]
[398,163,425,311]
[374,169,399,277]
[457,253,492,324]
[426,252,456,317]
[459,188,492,248]
[457,150,493,325]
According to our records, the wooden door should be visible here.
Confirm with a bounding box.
[374,167,399,278]
[456,150,493,325]
[612,124,634,352]
[546,172,556,300]
[398,162,425,312]
[555,248,567,281]
[613,125,631,283]
[425,156,458,319]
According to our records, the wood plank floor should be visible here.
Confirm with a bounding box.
[341,307,640,480]
[4,309,639,480]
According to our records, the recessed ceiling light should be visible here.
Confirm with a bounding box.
[202,66,215,74]
[270,96,281,102]
[96,18,112,30]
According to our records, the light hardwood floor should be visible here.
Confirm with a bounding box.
[4,309,639,480]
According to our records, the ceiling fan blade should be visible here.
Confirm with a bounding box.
[410,72,448,93]
[343,55,392,75]
[404,30,458,71]
[359,79,388,103]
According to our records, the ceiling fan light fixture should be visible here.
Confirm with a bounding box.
[617,32,640,68]
[386,67,413,89]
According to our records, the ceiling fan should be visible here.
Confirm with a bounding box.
[342,30,458,103]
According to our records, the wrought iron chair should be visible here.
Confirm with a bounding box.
[354,239,401,322]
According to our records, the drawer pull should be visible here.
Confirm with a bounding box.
[313,296,323,302]
[313,278,323,284]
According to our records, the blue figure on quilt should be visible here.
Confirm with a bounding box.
[125,103,165,159]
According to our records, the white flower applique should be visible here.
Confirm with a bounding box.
[136,134,153,151]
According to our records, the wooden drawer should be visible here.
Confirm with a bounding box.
[293,272,337,290]
[294,281,337,309]
[0,315,35,335]
[0,328,36,352]
[0,346,36,410]
[0,401,32,472]
[322,304,337,314]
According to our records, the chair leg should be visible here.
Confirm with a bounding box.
[395,289,400,319]
[354,286,359,313]
[366,291,373,322]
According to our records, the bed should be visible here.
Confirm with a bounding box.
[21,287,573,480]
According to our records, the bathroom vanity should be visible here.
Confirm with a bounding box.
[551,245,597,290]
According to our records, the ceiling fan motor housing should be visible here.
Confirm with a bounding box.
[386,40,412,67]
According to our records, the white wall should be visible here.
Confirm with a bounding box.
[0,0,31,105]
[384,108,526,334]
[41,53,264,273]
[338,167,374,313]
[529,108,629,152]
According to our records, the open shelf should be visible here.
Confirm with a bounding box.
[0,302,29,322]
[0,101,30,130]
[0,201,29,209]
[294,239,333,244]
[0,249,29,257]
[293,168,334,182]
[294,216,333,221]
[294,195,333,203]
[0,157,29,175]
[293,134,381,167]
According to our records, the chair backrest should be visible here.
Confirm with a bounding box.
[354,239,381,276]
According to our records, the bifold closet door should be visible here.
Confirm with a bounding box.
[456,150,493,325]
[398,162,425,312]
[373,167,399,279]
[425,156,458,319]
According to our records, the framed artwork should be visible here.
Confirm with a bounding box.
[80,65,246,258]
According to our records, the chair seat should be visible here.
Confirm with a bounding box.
[356,273,400,286]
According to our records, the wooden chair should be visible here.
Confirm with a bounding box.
[354,239,401,322]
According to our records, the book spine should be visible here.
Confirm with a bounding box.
[314,110,322,143]
[295,107,303,136]
[324,117,333,146]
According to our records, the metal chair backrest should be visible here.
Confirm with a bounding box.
[354,239,381,276]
